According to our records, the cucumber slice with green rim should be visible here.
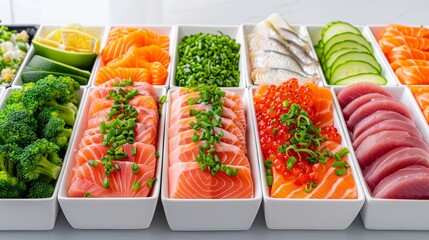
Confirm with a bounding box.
[323,33,373,55]
[330,52,382,78]
[323,49,369,71]
[334,73,387,85]
[323,40,372,64]
[322,21,361,44]
[315,44,323,60]
[27,55,91,79]
[330,60,379,84]
[21,71,89,85]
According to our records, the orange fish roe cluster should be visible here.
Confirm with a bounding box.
[254,79,346,188]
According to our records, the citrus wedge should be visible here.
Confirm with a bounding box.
[59,29,100,54]
[45,23,85,42]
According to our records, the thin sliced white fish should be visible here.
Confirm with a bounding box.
[247,33,289,54]
[251,68,320,85]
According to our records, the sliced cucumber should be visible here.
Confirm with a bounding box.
[330,60,379,84]
[315,44,323,60]
[323,49,368,71]
[334,73,387,85]
[323,33,373,55]
[322,21,361,44]
[323,40,372,63]
[330,52,382,78]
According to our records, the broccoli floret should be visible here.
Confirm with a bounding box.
[38,103,78,128]
[16,139,62,182]
[0,102,26,125]
[0,171,26,198]
[26,180,55,198]
[42,117,73,150]
[0,144,22,176]
[0,110,38,147]
[5,89,23,105]
[22,75,80,114]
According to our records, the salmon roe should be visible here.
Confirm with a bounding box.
[254,79,337,186]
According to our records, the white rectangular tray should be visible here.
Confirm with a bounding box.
[331,85,429,230]
[249,86,365,229]
[161,87,262,231]
[58,86,166,229]
[169,25,246,88]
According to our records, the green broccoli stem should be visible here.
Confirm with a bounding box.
[0,156,14,176]
[36,156,61,180]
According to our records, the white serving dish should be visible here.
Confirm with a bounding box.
[90,25,176,88]
[306,25,399,87]
[249,87,365,230]
[331,86,429,230]
[58,86,166,229]
[12,25,108,87]
[0,87,5,99]
[0,86,85,230]
[242,23,324,87]
[169,25,246,88]
[161,87,262,231]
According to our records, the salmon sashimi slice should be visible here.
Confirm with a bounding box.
[270,141,357,199]
[171,90,246,129]
[102,30,169,64]
[306,82,334,128]
[168,162,253,199]
[169,128,246,154]
[396,66,429,85]
[97,78,154,88]
[169,142,250,168]
[75,142,156,166]
[410,86,429,124]
[107,28,169,50]
[89,84,158,102]
[88,95,158,117]
[80,123,158,147]
[170,104,245,136]
[379,35,429,54]
[95,67,150,86]
[390,59,429,71]
[381,24,429,39]
[78,134,103,149]
[68,160,155,198]
[387,45,429,63]
[168,116,246,149]
[87,107,158,130]
[149,62,169,85]
[106,45,170,69]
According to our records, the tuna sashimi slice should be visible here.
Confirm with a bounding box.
[68,160,155,198]
[355,131,429,170]
[169,142,250,168]
[352,110,415,140]
[169,128,246,154]
[352,119,422,149]
[364,147,429,190]
[342,93,392,120]
[75,142,156,166]
[336,82,394,108]
[372,165,429,199]
[346,98,412,131]
[168,162,253,199]
[271,141,357,199]
[170,104,245,136]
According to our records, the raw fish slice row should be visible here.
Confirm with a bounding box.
[107,28,169,50]
[379,35,429,55]
[168,116,246,152]
[106,45,170,69]
[171,90,246,130]
[387,45,429,63]
[364,147,429,191]
[390,59,429,71]
[169,128,246,154]
[169,142,250,168]
[95,67,150,86]
[170,104,245,137]
[270,141,357,199]
[336,82,393,108]
[352,119,422,149]
[372,166,429,199]
[87,107,158,130]
[69,160,155,198]
[396,66,429,85]
[88,95,158,118]
[342,93,393,120]
[168,162,253,199]
[75,142,157,167]
[90,84,158,101]
[381,24,429,39]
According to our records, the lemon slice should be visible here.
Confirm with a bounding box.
[59,29,100,54]
[45,24,85,42]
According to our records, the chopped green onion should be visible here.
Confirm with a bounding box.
[132,181,141,191]
[265,160,272,169]
[103,178,110,189]
[335,169,348,176]
[155,151,160,158]
[159,95,167,104]
[272,128,278,135]
[83,192,92,198]
[334,147,349,161]
[87,160,98,167]
[147,178,157,188]
[132,146,137,156]
[100,122,106,134]
[131,162,139,174]
[282,100,290,107]
[304,182,313,193]
[287,156,297,170]
[267,176,273,186]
